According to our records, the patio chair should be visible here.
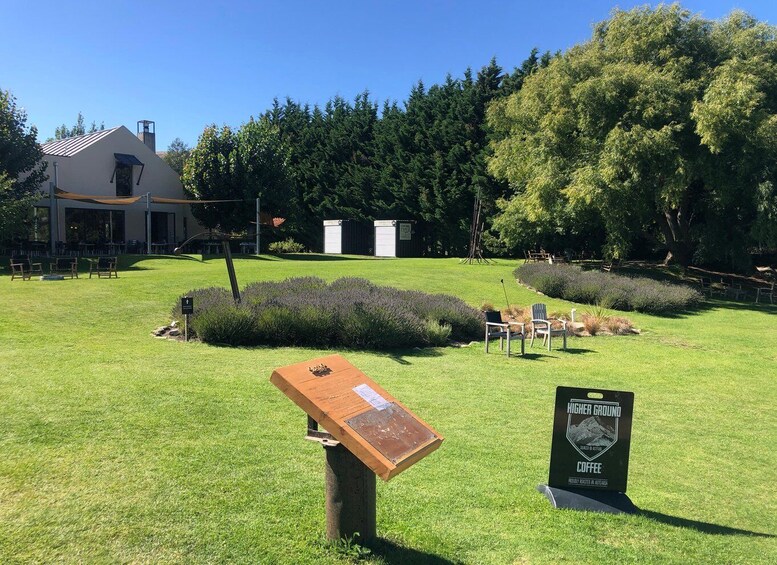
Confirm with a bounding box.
[484,310,525,357]
[530,303,567,351]
[89,256,118,279]
[756,281,775,304]
[50,257,79,279]
[721,277,747,301]
[9,255,42,281]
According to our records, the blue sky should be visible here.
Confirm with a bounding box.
[2,1,776,150]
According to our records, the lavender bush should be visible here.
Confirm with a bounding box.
[515,263,703,314]
[174,277,484,349]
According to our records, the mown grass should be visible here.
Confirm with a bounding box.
[1,254,775,564]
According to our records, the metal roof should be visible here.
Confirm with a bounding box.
[40,127,120,157]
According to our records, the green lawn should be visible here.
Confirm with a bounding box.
[1,255,775,564]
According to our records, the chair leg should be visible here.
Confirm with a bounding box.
[485,331,489,353]
[547,333,551,351]
[562,331,567,350]
[530,330,535,348]
[520,335,525,355]
[506,332,511,357]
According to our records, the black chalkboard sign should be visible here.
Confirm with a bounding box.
[548,386,634,492]
[181,296,194,315]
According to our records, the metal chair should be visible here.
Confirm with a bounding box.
[530,303,567,351]
[484,311,525,357]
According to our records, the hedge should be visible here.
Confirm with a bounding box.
[514,263,703,314]
[171,277,484,349]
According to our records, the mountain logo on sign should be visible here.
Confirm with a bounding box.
[566,400,619,461]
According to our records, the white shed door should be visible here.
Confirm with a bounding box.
[324,225,342,254]
[375,226,396,257]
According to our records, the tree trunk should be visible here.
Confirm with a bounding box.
[657,206,693,268]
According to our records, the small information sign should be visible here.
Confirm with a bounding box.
[271,354,443,480]
[181,296,194,315]
[548,386,634,492]
[399,223,412,241]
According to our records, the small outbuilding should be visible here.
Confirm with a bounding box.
[323,220,373,255]
[374,220,420,257]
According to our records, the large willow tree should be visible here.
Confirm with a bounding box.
[488,5,777,268]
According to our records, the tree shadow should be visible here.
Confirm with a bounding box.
[376,347,445,365]
[639,509,775,538]
[265,253,375,261]
[366,538,461,565]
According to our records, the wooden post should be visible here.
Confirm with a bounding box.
[324,443,376,543]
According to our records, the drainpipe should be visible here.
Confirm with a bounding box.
[51,162,59,255]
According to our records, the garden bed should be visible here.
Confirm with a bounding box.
[514,263,703,314]
[170,276,484,349]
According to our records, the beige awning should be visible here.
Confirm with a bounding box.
[55,187,142,205]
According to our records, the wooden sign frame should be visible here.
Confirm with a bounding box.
[271,354,443,481]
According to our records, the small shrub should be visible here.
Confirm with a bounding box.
[515,263,702,314]
[425,319,452,346]
[605,316,633,335]
[581,313,602,336]
[191,304,260,345]
[267,238,305,254]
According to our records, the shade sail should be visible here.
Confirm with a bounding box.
[114,153,143,166]
[54,187,142,205]
[151,196,242,204]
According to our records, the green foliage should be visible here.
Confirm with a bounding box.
[488,6,777,268]
[52,111,103,140]
[182,119,293,238]
[0,89,48,242]
[515,263,703,314]
[190,304,260,346]
[267,238,305,254]
[162,137,191,176]
[317,533,372,561]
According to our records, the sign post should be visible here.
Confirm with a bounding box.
[537,386,637,514]
[181,296,194,341]
[271,355,443,542]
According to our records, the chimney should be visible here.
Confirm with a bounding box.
[137,120,156,152]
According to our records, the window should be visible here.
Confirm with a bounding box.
[65,209,125,243]
[115,163,133,197]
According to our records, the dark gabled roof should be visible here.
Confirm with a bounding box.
[40,127,120,157]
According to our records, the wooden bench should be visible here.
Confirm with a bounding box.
[89,256,118,279]
[50,257,78,279]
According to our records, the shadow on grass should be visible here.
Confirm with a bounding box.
[367,538,461,565]
[262,253,375,261]
[376,347,444,365]
[639,509,775,538]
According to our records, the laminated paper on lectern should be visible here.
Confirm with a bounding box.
[271,354,443,481]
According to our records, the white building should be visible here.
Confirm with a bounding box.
[32,121,201,253]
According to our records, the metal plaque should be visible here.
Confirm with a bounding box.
[548,386,634,492]
[346,403,437,464]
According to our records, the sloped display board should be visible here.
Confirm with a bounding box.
[271,354,443,480]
